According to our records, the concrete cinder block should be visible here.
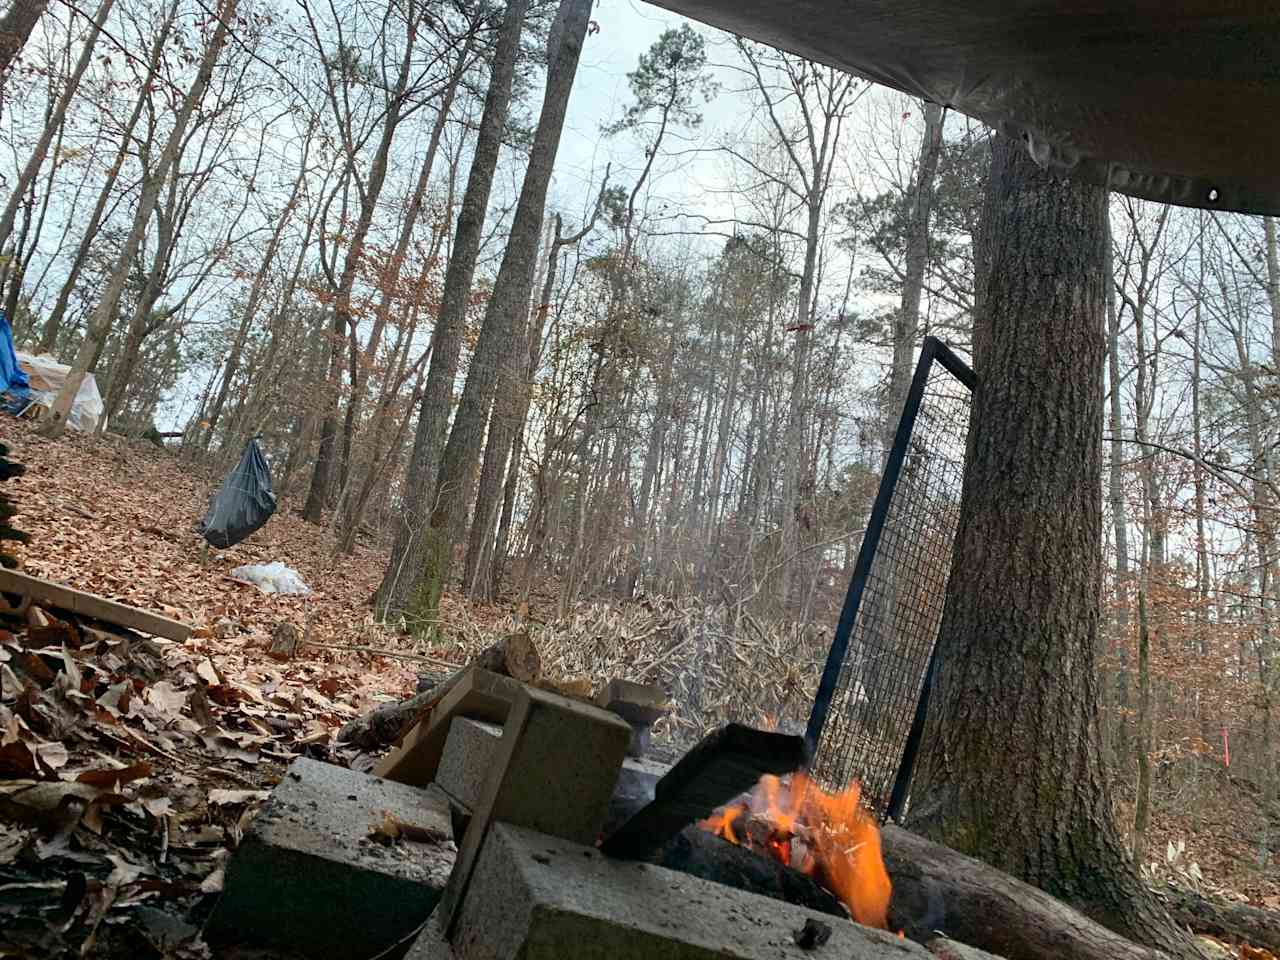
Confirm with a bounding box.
[448,822,931,960]
[436,717,503,811]
[404,914,455,960]
[205,757,456,959]
[437,686,633,932]
[437,713,667,830]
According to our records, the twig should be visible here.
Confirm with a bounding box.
[297,638,459,669]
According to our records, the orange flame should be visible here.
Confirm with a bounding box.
[698,772,891,929]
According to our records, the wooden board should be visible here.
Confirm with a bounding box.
[0,567,192,642]
[600,723,807,860]
[372,668,524,785]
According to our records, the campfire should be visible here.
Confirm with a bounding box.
[699,772,892,929]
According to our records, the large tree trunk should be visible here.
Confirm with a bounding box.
[374,0,528,623]
[883,99,944,448]
[406,0,592,632]
[0,0,48,98]
[908,134,1207,960]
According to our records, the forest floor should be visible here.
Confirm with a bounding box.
[0,420,1275,957]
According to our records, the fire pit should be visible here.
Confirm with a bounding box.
[393,668,919,960]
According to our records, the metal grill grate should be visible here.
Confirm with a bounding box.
[805,337,975,820]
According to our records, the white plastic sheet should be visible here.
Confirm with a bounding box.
[15,351,107,433]
[230,561,311,596]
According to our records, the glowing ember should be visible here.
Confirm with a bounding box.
[698,772,891,929]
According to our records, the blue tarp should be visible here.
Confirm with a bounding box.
[0,313,30,415]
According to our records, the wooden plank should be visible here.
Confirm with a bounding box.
[599,723,807,861]
[0,567,192,642]
[372,667,524,785]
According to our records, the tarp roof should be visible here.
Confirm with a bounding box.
[648,1,1280,216]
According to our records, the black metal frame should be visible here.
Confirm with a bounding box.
[804,336,976,821]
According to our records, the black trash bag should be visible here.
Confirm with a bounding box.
[198,437,276,549]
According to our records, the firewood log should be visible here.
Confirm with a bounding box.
[337,632,541,750]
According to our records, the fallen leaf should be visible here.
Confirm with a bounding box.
[77,761,153,788]
[96,681,132,717]
[146,679,187,715]
[208,789,269,805]
[198,734,259,765]
[196,658,221,686]
[0,740,37,777]
[32,739,69,772]
[199,866,225,894]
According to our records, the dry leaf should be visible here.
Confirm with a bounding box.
[146,679,187,715]
[208,789,269,805]
[196,659,220,686]
[33,739,69,771]
[77,761,153,788]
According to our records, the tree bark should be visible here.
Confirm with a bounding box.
[883,100,944,448]
[0,0,48,98]
[410,0,591,631]
[909,134,1207,960]
[374,0,528,623]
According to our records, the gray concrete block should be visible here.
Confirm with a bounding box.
[438,713,666,835]
[404,914,455,960]
[449,822,931,960]
[205,757,456,960]
[437,686,633,932]
[436,717,503,811]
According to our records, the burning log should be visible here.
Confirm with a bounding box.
[655,825,847,919]
[601,723,807,860]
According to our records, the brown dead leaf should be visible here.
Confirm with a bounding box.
[12,650,54,685]
[188,684,214,729]
[77,761,153,788]
[316,676,341,699]
[368,810,448,846]
[96,681,132,717]
[32,739,69,773]
[0,779,116,831]
[0,740,37,778]
[208,789,269,806]
[28,619,78,650]
[368,810,402,845]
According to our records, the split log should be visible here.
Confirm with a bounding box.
[336,632,539,750]
[268,621,299,660]
[882,824,1171,960]
[1156,885,1280,953]
[656,825,846,919]
[601,724,806,860]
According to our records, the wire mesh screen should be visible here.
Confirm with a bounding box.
[806,338,974,819]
